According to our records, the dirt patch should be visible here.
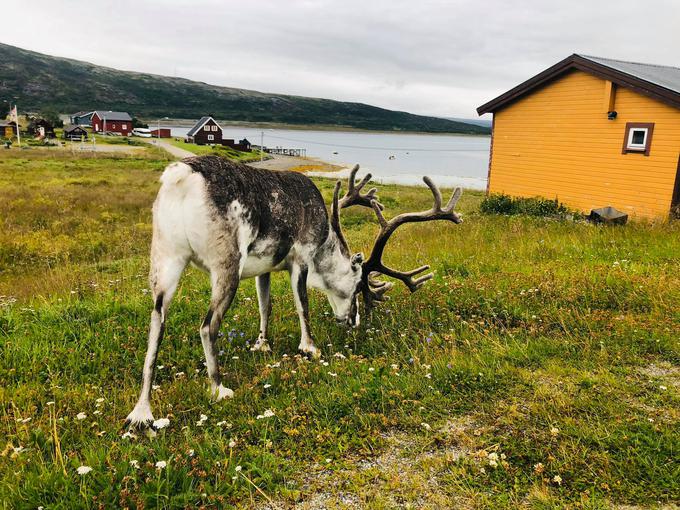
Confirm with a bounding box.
[639,363,680,389]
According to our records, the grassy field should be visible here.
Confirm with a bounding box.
[0,149,678,509]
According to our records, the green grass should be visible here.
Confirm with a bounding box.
[0,150,678,509]
[167,139,266,162]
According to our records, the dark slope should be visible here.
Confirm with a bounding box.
[0,43,489,134]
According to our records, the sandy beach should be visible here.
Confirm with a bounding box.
[247,153,346,173]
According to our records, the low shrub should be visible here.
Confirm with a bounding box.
[480,193,576,218]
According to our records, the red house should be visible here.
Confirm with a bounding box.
[91,111,133,136]
[186,116,222,145]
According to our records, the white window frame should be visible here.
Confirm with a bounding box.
[122,124,128,130]
[626,128,648,151]
[204,125,211,131]
[207,134,214,141]
[212,125,218,131]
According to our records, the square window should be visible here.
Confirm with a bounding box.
[207,134,214,141]
[622,123,654,156]
[212,125,218,131]
[627,128,647,149]
[204,125,210,131]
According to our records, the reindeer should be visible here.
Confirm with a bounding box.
[125,155,462,429]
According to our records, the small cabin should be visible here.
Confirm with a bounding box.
[27,118,56,139]
[150,128,171,138]
[91,111,133,136]
[186,116,222,145]
[0,121,18,139]
[63,125,88,141]
[477,54,680,220]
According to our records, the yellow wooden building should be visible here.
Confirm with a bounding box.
[477,54,680,220]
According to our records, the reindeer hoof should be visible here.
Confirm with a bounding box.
[250,337,271,352]
[299,344,321,359]
[125,404,155,431]
[212,384,234,401]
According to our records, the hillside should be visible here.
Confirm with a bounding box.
[0,43,489,134]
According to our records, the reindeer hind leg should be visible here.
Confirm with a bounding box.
[126,254,187,429]
[200,256,242,401]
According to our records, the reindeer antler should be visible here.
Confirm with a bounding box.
[337,164,383,210]
[330,165,383,256]
[362,177,462,308]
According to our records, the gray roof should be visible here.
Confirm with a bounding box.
[579,54,680,95]
[187,116,220,137]
[92,110,132,121]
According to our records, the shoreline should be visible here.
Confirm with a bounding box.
[139,118,491,138]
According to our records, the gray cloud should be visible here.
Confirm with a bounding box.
[4,0,679,118]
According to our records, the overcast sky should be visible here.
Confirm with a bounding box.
[4,0,679,118]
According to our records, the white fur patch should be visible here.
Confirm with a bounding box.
[159,161,193,186]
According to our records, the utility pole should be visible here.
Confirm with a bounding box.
[260,131,264,162]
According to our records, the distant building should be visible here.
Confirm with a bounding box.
[91,111,133,136]
[0,121,18,139]
[186,116,222,145]
[27,118,56,138]
[222,137,252,152]
[63,125,88,141]
[150,128,171,138]
[70,111,94,126]
[477,54,680,220]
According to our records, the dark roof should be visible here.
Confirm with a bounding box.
[477,54,680,115]
[64,125,87,133]
[187,116,221,137]
[92,110,132,121]
[72,111,93,117]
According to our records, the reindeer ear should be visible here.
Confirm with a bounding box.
[351,252,364,269]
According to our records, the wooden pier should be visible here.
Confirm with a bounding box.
[253,145,306,157]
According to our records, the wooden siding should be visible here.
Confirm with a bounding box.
[489,70,680,219]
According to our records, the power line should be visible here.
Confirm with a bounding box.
[262,133,487,152]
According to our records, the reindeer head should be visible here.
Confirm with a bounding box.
[328,165,463,322]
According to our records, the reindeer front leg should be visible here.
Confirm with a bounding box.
[290,264,320,358]
[251,273,272,352]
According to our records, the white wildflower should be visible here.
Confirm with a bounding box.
[550,427,559,437]
[368,367,375,372]
[328,372,338,377]
[196,414,208,426]
[421,422,431,431]
[263,384,272,389]
[659,385,667,391]
[76,465,93,475]
[121,431,137,440]
[553,474,562,485]
[46,401,55,406]
[95,398,105,404]
[153,418,170,429]
[229,439,237,448]
[235,465,242,472]
[155,460,167,470]
[76,412,87,420]
[129,460,140,469]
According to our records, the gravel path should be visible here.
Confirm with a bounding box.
[148,139,195,158]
